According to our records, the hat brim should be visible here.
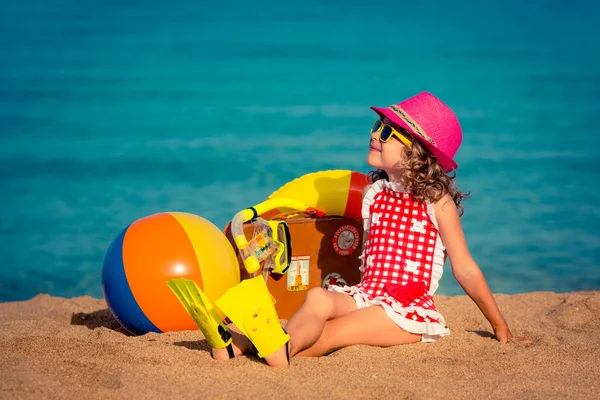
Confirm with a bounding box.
[371,106,458,172]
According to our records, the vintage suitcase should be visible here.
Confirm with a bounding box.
[224,216,364,320]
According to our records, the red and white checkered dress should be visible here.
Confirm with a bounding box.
[329,180,450,341]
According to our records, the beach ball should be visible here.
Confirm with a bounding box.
[102,212,240,335]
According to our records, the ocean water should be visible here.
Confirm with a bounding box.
[1,0,599,302]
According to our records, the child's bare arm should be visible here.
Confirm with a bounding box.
[433,194,512,342]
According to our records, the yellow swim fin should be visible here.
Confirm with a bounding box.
[215,276,289,358]
[166,278,234,357]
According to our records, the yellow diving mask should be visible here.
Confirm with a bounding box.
[248,219,292,275]
[230,198,308,275]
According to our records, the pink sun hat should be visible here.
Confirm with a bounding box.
[371,92,462,172]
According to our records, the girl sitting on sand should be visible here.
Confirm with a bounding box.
[172,92,525,367]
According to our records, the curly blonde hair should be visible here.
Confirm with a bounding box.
[367,139,470,216]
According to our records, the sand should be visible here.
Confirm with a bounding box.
[1,291,599,400]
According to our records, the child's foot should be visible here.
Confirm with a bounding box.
[211,331,256,360]
[263,340,290,368]
[213,276,291,366]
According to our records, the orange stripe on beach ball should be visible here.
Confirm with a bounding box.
[122,212,201,332]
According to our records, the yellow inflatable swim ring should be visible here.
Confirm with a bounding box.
[267,169,368,219]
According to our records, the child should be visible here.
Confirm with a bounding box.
[170,92,523,368]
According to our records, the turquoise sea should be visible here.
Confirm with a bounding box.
[1,0,599,302]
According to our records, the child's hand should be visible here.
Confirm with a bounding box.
[493,324,512,343]
[494,324,534,344]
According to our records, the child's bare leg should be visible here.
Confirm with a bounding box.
[287,288,357,356]
[296,305,421,357]
[263,287,357,366]
[211,330,256,360]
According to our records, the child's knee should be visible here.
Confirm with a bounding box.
[304,287,335,316]
[305,287,328,303]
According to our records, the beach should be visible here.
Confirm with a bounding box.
[1,290,599,399]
